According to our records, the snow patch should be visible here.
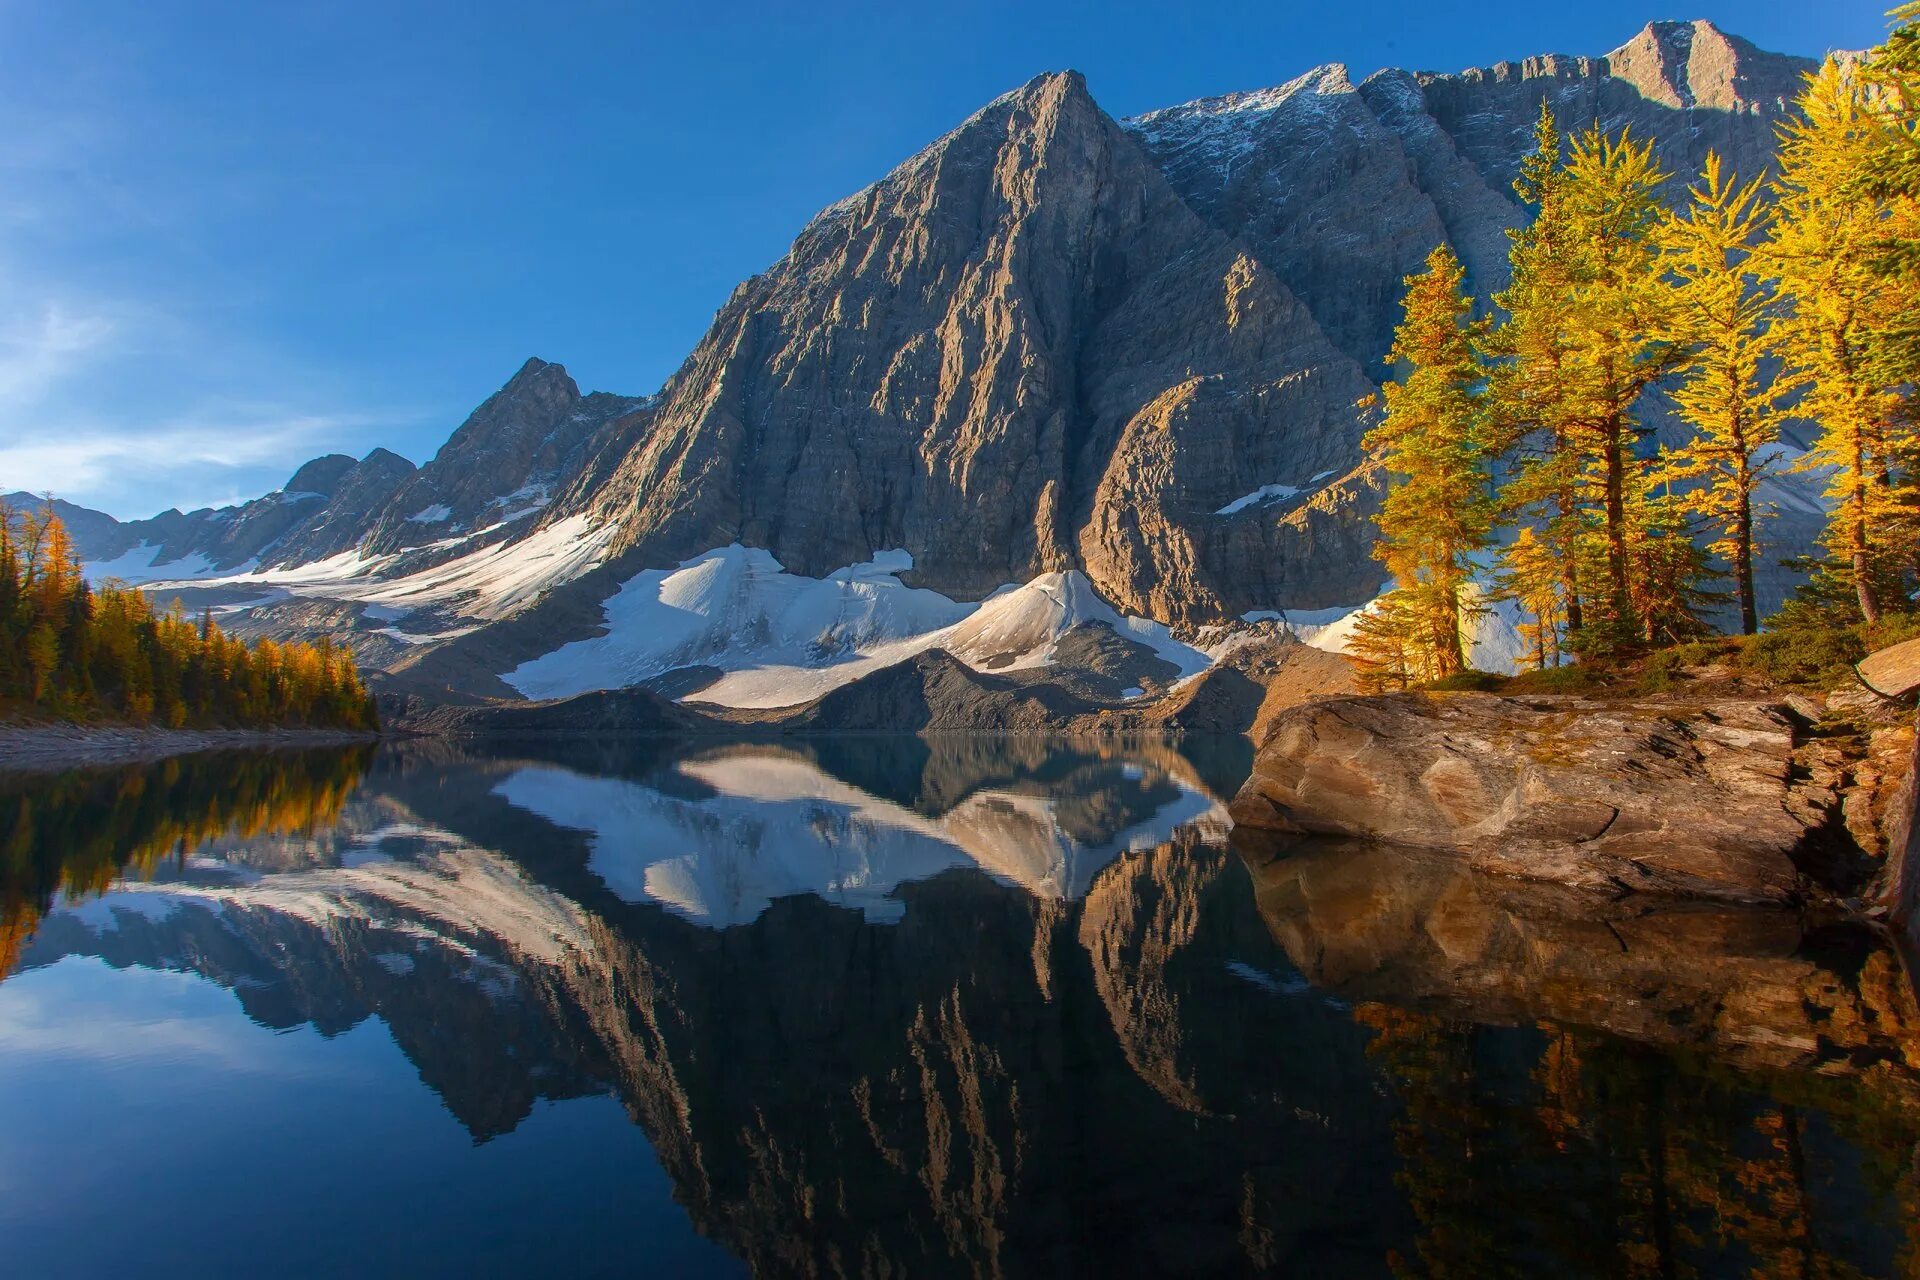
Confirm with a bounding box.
[407,504,452,524]
[57,887,184,932]
[81,544,234,587]
[504,548,1212,709]
[165,513,615,623]
[1214,484,1302,516]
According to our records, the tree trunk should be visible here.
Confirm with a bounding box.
[1556,486,1584,639]
[1853,452,1883,626]
[1604,416,1632,628]
[1735,465,1757,636]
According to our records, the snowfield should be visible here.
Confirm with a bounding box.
[126,504,1556,698]
[142,513,617,628]
[82,543,236,586]
[503,546,1213,709]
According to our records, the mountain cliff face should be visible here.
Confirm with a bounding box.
[565,70,1382,622]
[49,21,1829,697]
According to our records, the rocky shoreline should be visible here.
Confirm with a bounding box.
[1231,689,1919,916]
[0,723,380,773]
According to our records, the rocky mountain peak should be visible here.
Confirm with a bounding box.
[357,447,417,474]
[283,453,357,498]
[436,357,581,462]
[1605,18,1810,112]
[568,51,1380,623]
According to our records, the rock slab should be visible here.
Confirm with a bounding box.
[1229,692,1844,903]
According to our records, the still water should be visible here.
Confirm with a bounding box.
[2,736,1917,1278]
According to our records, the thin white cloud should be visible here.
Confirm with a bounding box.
[0,409,390,507]
[0,302,115,402]
[0,277,415,516]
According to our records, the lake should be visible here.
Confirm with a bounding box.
[2,736,1918,1278]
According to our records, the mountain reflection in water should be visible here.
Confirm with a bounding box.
[2,736,1918,1278]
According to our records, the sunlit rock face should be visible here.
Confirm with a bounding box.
[1231,692,1868,905]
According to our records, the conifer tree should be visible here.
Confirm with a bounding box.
[1554,126,1683,638]
[1658,153,1781,634]
[1487,105,1589,641]
[1497,526,1566,670]
[1868,4,1920,202]
[0,507,377,729]
[1363,244,1495,678]
[1346,593,1425,693]
[1764,57,1918,625]
[1488,111,1690,652]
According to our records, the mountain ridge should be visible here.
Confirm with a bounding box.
[26,20,1830,701]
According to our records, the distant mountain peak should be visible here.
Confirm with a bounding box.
[284,454,357,499]
[1605,18,1812,111]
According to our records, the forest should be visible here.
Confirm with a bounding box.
[1355,5,1920,691]
[0,501,377,731]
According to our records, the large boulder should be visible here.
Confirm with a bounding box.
[1229,692,1848,904]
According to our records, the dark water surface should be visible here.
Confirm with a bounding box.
[3,736,1918,1278]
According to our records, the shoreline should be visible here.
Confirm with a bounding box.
[0,723,381,774]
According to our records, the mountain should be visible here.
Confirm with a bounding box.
[35,358,646,585]
[42,21,1827,701]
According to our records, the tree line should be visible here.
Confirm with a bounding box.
[0,502,377,730]
[1354,8,1920,689]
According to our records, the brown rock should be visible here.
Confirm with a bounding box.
[1229,692,1843,903]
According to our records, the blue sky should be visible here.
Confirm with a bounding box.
[0,1,1892,518]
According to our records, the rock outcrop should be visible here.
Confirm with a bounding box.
[1230,693,1862,904]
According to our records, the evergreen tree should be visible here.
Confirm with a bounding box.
[1764,57,1919,625]
[1487,105,1589,641]
[1658,153,1782,635]
[1488,111,1693,653]
[0,507,378,730]
[1363,245,1496,678]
